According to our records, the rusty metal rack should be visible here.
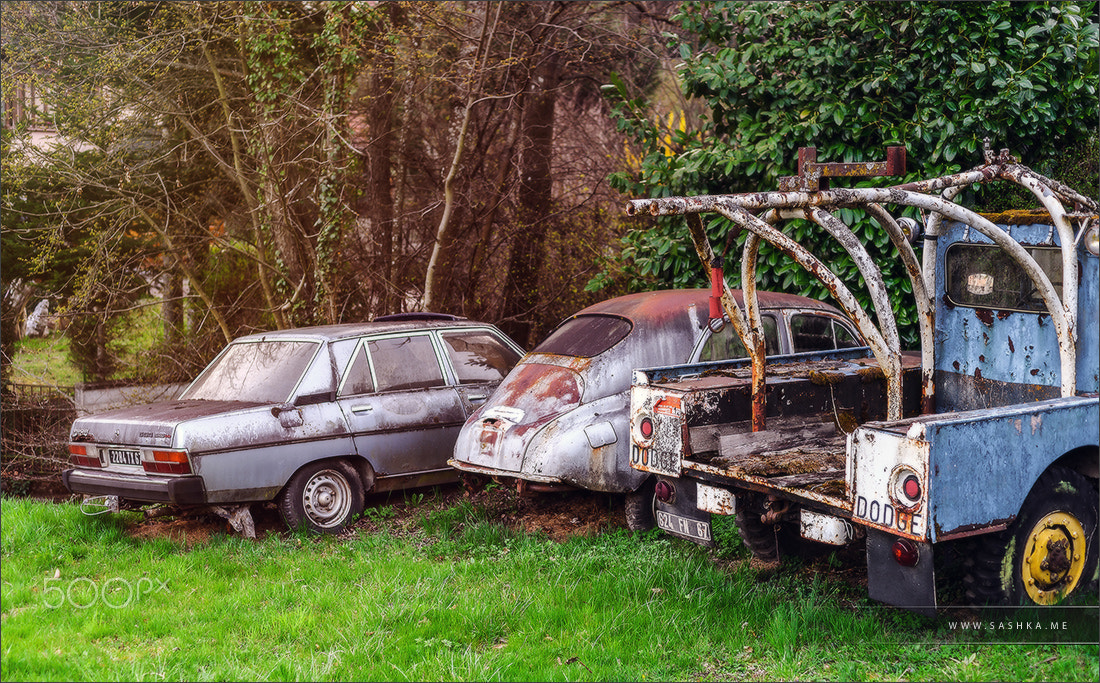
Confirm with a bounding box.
[624,143,1099,431]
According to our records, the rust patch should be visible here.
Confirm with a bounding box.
[975,309,994,326]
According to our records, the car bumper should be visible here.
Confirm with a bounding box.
[63,468,207,506]
[446,458,578,493]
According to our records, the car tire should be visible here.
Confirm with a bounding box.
[734,492,826,561]
[963,465,1098,606]
[625,477,657,531]
[278,459,365,534]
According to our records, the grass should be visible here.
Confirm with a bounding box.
[7,334,82,387]
[2,496,1097,682]
[7,302,164,388]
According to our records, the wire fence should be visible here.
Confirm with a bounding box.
[1,383,76,493]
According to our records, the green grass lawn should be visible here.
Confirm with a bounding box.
[7,334,82,387]
[2,494,1096,682]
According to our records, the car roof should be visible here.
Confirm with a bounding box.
[230,317,502,344]
[567,288,844,323]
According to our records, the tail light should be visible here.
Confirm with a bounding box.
[889,465,924,509]
[892,538,920,567]
[142,450,192,475]
[655,480,674,503]
[68,444,102,468]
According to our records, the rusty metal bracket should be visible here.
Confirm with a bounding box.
[778,146,907,192]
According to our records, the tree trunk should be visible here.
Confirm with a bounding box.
[501,52,560,347]
[423,2,500,313]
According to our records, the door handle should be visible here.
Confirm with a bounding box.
[351,404,373,414]
[467,394,488,403]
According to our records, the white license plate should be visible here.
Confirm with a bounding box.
[108,449,142,466]
[656,509,712,543]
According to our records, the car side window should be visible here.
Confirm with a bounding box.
[791,314,859,352]
[368,335,445,392]
[698,315,780,362]
[441,331,522,384]
[833,319,860,349]
[338,343,375,397]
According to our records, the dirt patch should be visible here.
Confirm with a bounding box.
[483,487,626,542]
[103,483,625,546]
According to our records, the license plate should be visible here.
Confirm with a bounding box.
[108,449,142,466]
[656,509,712,543]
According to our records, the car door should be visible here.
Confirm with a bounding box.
[438,329,523,417]
[334,332,468,488]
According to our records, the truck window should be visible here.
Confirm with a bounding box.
[945,243,1062,312]
[698,315,779,361]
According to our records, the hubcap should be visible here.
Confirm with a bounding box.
[1022,511,1086,604]
[302,469,352,529]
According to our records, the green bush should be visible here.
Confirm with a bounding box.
[599,1,1099,348]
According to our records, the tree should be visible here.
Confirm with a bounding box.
[2,1,386,379]
[600,1,1099,346]
[3,0,677,384]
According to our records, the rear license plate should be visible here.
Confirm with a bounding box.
[656,509,712,543]
[108,449,142,466]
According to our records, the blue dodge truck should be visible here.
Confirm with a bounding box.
[627,144,1098,614]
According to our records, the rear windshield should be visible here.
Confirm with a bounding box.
[181,340,320,403]
[534,315,632,358]
[945,243,1062,312]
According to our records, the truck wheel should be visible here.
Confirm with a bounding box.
[278,460,365,534]
[734,493,822,561]
[625,477,657,531]
[964,465,1098,606]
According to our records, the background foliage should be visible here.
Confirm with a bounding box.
[3,1,1097,381]
[598,0,1099,348]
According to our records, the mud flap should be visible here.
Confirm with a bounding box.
[866,529,936,616]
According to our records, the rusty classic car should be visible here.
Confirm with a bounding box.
[64,315,523,534]
[448,289,863,529]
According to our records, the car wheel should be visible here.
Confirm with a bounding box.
[278,459,365,534]
[963,465,1098,606]
[625,477,657,531]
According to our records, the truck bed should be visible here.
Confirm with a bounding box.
[644,353,924,512]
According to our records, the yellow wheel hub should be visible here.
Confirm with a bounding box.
[1021,511,1086,605]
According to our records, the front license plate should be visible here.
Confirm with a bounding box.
[108,449,142,466]
[656,509,712,543]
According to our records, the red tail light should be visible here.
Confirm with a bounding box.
[639,417,654,439]
[654,480,674,503]
[902,475,921,500]
[143,450,191,475]
[892,538,920,567]
[68,444,102,468]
